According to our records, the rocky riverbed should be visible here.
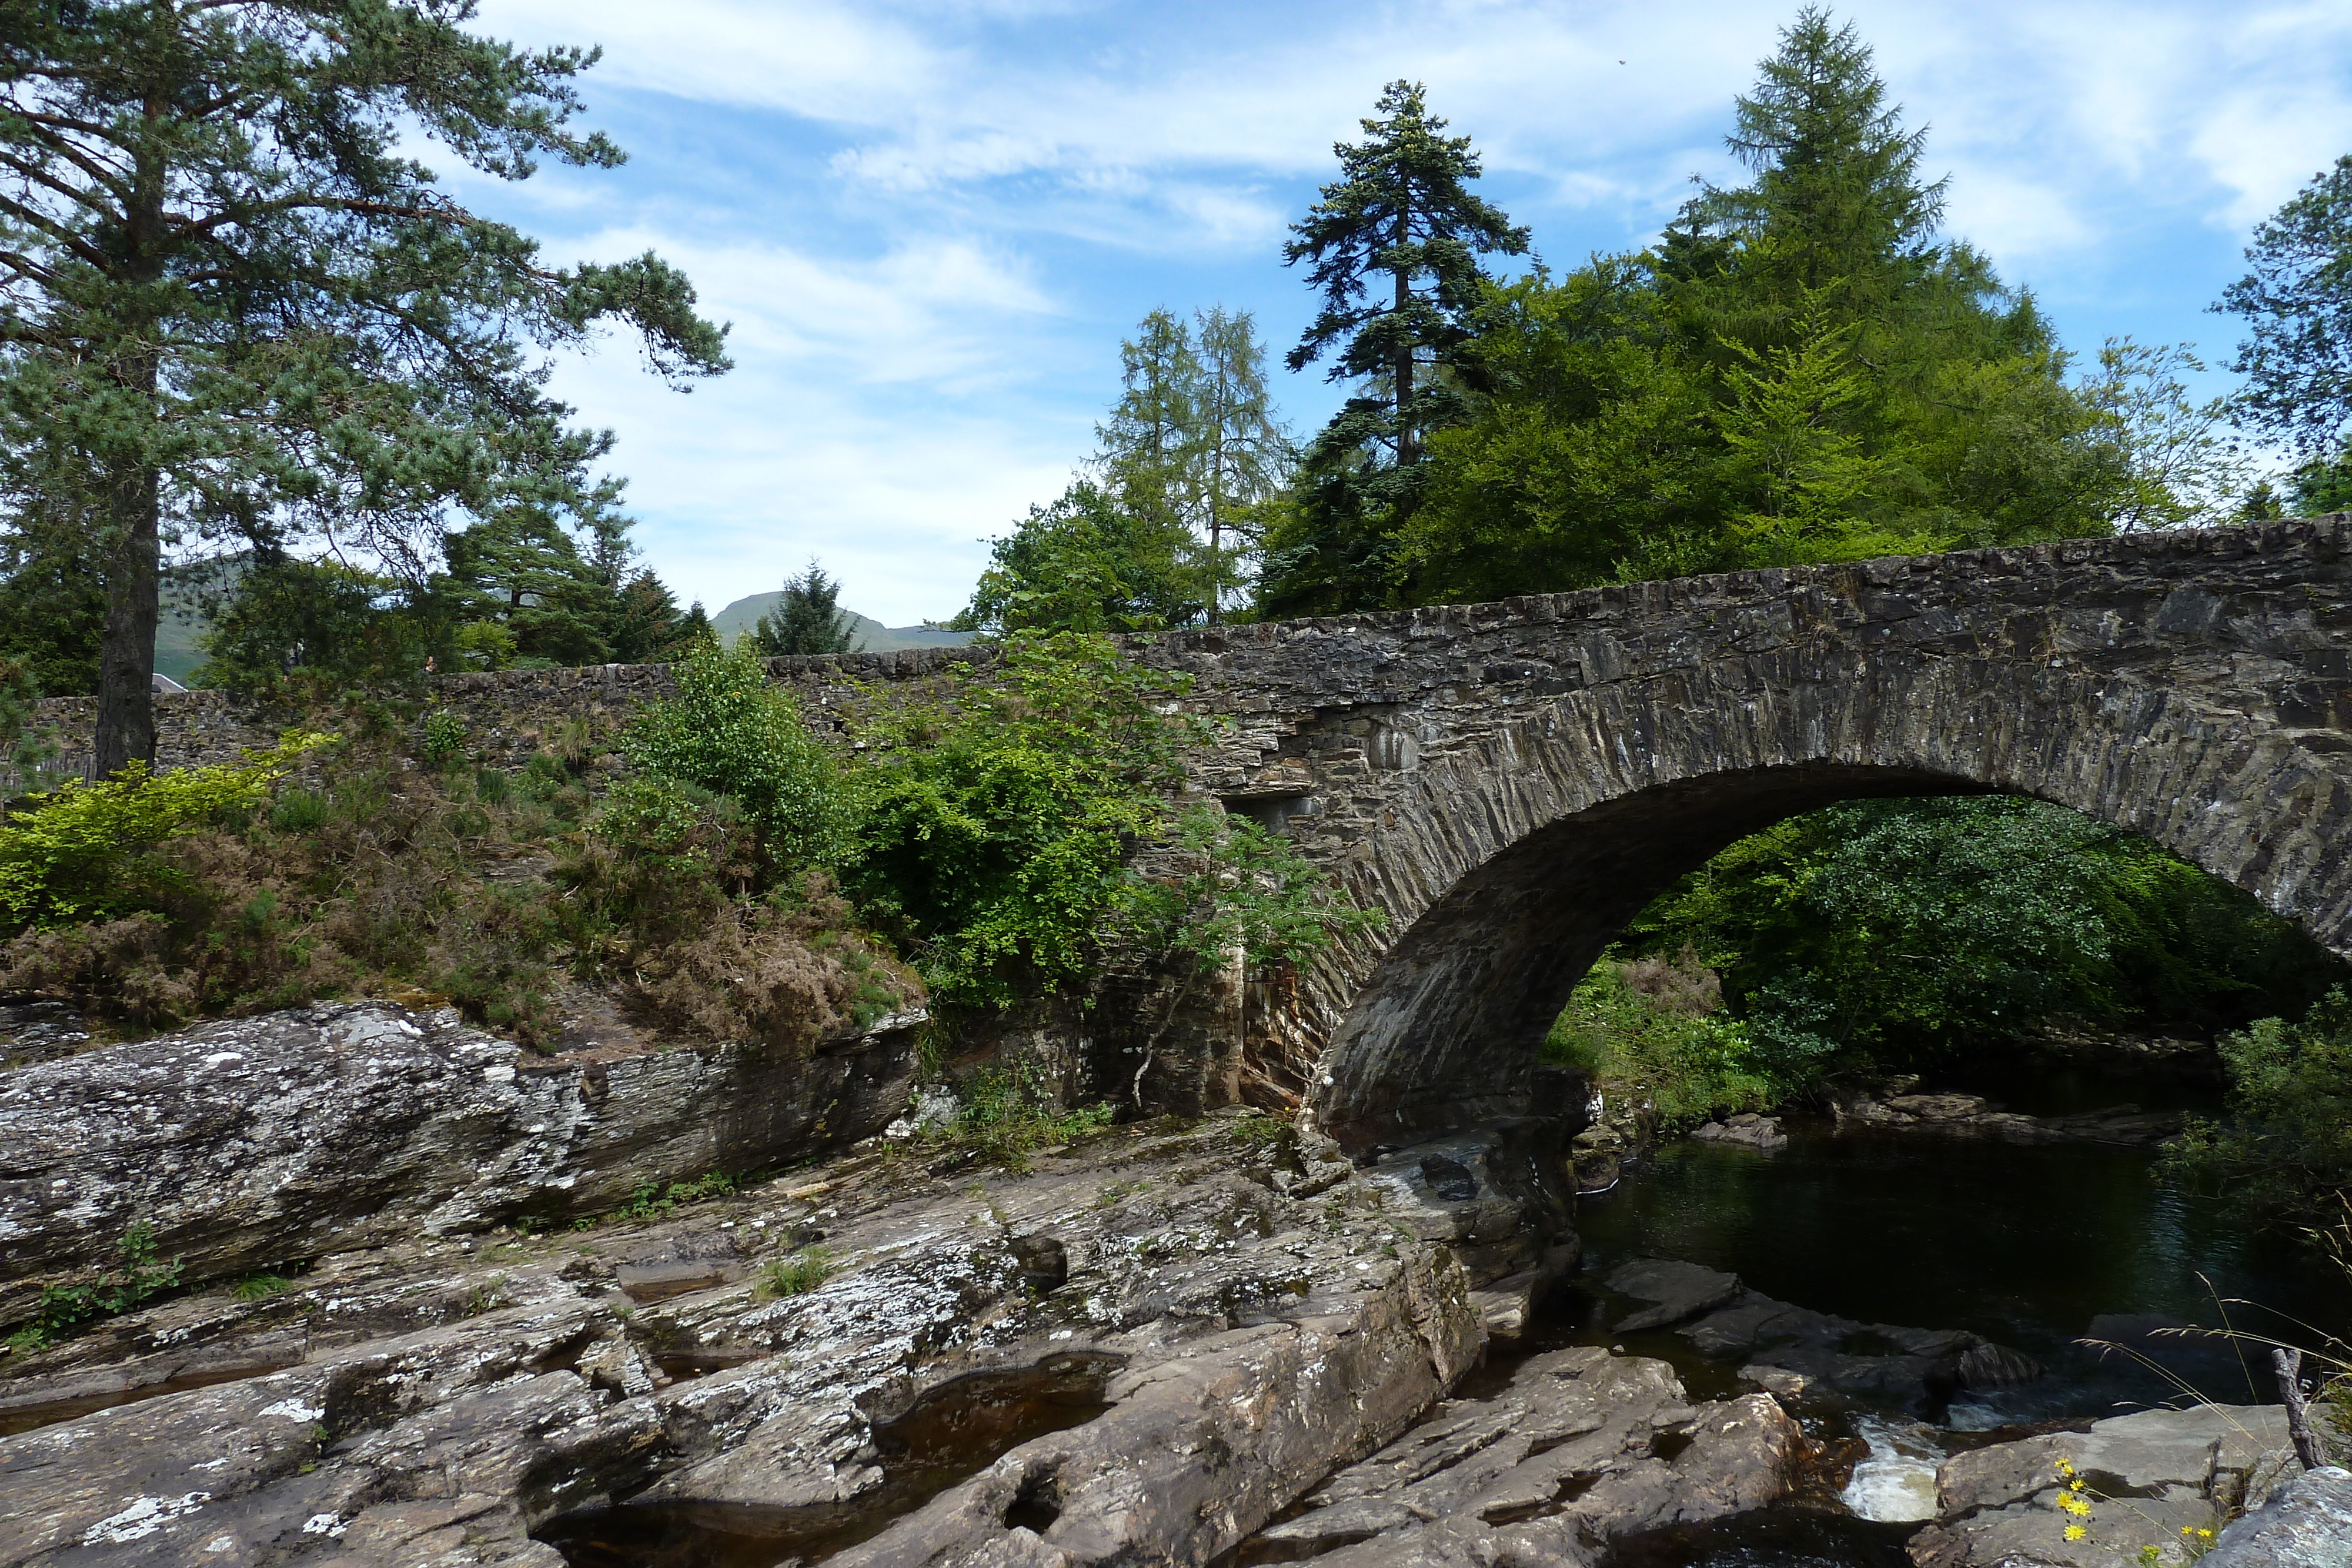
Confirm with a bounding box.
[0,1003,1826,1567]
[3,1002,2342,1567]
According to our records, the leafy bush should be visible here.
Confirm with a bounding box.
[2166,988,2352,1223]
[1625,795,2346,1067]
[932,1061,1117,1171]
[0,731,333,929]
[1544,951,1779,1134]
[6,1221,183,1352]
[622,637,851,869]
[848,633,1198,1015]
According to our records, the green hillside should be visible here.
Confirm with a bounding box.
[708,593,971,654]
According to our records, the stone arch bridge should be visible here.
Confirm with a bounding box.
[65,517,2352,1156]
[1111,517,2352,1151]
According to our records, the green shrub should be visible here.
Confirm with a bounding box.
[230,1273,296,1300]
[420,708,469,767]
[2166,988,2352,1223]
[269,788,331,833]
[935,1062,1117,1172]
[622,637,851,869]
[0,731,333,929]
[6,1220,183,1352]
[1545,951,1780,1134]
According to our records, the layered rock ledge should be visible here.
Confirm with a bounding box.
[0,1002,922,1329]
[0,1101,1808,1568]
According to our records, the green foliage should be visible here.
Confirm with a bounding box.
[1621,796,2346,1077]
[750,562,857,656]
[952,477,1208,636]
[848,634,1195,1014]
[851,634,1373,1024]
[936,1062,1118,1172]
[604,1171,738,1225]
[192,559,437,691]
[0,731,333,929]
[760,1246,835,1299]
[621,638,851,870]
[422,710,470,768]
[1264,79,1528,616]
[0,496,103,698]
[0,0,728,758]
[2219,153,2352,458]
[1122,804,1385,974]
[230,1273,297,1301]
[1544,953,1778,1134]
[2166,989,2352,1223]
[1337,12,2155,611]
[6,1221,182,1353]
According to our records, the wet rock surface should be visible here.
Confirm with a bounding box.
[1603,1259,2040,1408]
[1222,1345,1804,1566]
[1831,1090,2182,1146]
[0,1002,923,1329]
[1689,1113,1788,1151]
[1907,1404,2298,1567]
[0,1111,1521,1566]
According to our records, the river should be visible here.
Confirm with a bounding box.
[1541,1099,2348,1566]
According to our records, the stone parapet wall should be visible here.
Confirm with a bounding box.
[23,645,998,783]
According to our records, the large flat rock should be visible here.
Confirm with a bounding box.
[0,1002,920,1328]
[0,1112,1498,1567]
[1909,1404,2299,1568]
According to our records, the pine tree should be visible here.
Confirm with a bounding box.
[1264,81,1526,615]
[2219,154,2352,460]
[751,562,858,656]
[1668,6,1946,315]
[0,1,730,775]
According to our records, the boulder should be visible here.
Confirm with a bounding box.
[1690,1113,1789,1151]
[1217,1346,1803,1564]
[0,1002,923,1329]
[1908,1404,2296,1568]
[1603,1258,2039,1407]
[2202,1464,2352,1568]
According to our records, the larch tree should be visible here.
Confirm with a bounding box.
[1264,80,1525,615]
[1188,305,1288,621]
[0,0,730,775]
[1096,307,1202,539]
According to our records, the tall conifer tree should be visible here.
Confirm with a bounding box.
[0,0,730,774]
[1263,81,1526,615]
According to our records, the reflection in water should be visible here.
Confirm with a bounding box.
[1571,1121,2345,1422]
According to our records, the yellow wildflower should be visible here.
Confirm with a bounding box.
[2064,1525,2087,1542]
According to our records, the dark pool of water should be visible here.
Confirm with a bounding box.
[1568,1119,2348,1425]
[1606,1510,1919,1568]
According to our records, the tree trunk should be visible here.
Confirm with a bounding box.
[2275,1346,2328,1469]
[92,460,162,778]
[93,92,170,780]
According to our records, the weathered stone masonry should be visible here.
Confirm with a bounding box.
[35,517,2352,1152]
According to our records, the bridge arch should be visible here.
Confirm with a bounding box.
[1142,519,2352,1148]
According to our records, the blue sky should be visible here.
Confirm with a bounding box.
[463,0,2352,626]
